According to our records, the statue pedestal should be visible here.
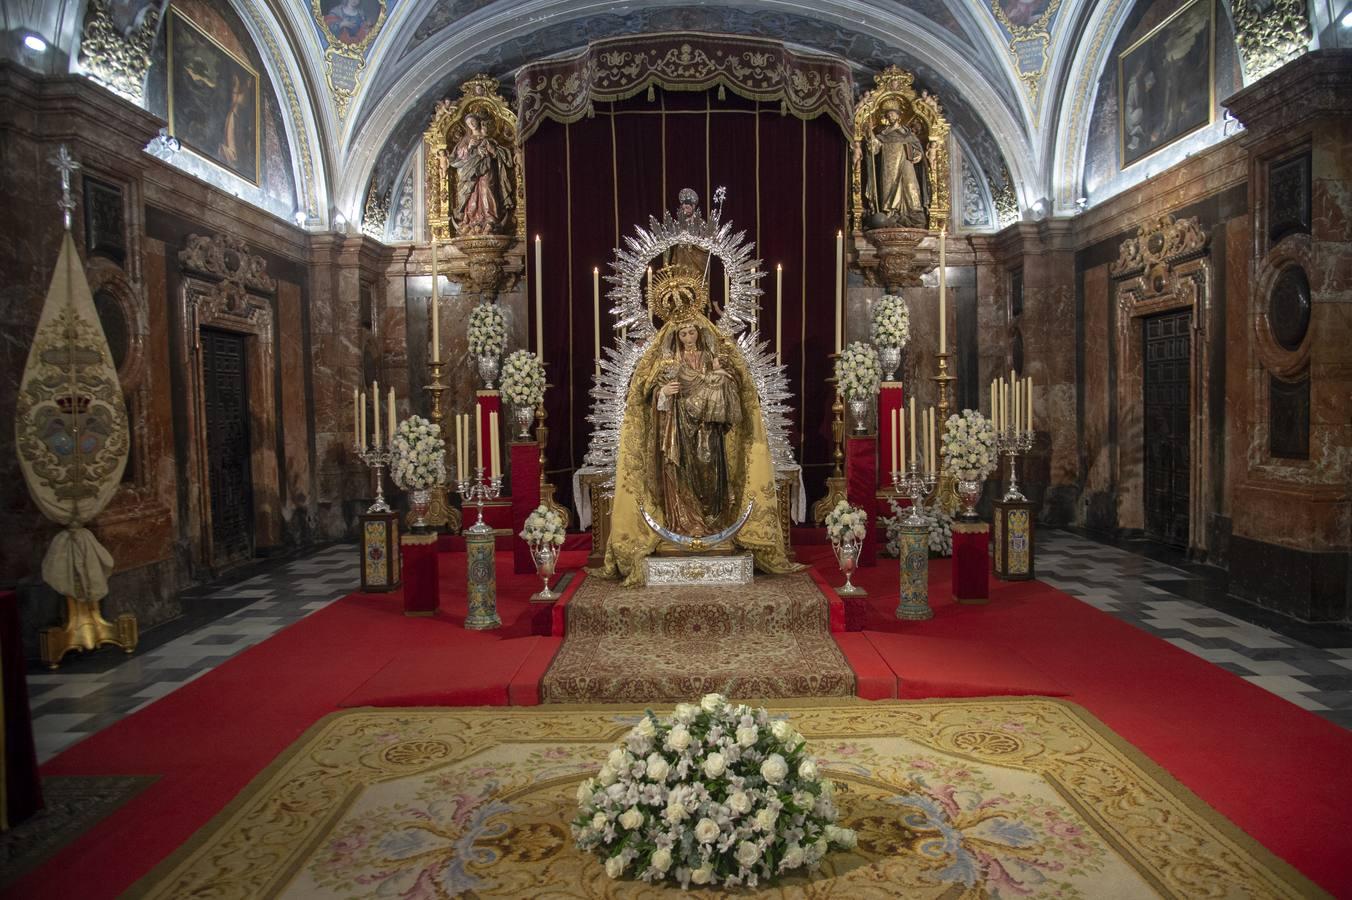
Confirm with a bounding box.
[510,441,541,573]
[845,435,879,567]
[952,521,990,604]
[643,553,754,587]
[400,533,440,616]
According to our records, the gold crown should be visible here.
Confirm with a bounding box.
[647,264,708,326]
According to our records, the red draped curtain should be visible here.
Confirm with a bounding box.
[524,87,847,513]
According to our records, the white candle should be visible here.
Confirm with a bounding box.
[1027,376,1034,431]
[454,414,463,479]
[775,263,783,366]
[476,406,484,474]
[920,408,928,474]
[461,413,470,479]
[387,387,396,440]
[897,407,905,474]
[909,397,917,468]
[372,381,380,447]
[938,228,946,354]
[723,271,730,308]
[593,267,601,374]
[834,230,843,353]
[1014,377,1021,433]
[534,235,543,359]
[889,408,898,476]
[490,410,500,478]
[929,407,937,474]
[431,241,440,363]
[1002,382,1009,434]
[359,392,367,448]
[352,387,359,445]
[989,379,997,431]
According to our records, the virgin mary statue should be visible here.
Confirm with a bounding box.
[602,264,798,585]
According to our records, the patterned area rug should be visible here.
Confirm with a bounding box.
[540,573,855,702]
[134,701,1321,899]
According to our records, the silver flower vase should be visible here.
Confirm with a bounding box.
[477,353,500,389]
[529,540,560,601]
[514,403,535,441]
[879,345,901,381]
[832,534,867,597]
[408,488,431,531]
[848,396,870,434]
[956,478,983,521]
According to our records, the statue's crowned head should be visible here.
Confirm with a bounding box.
[648,263,709,326]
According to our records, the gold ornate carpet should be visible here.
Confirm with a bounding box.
[539,573,855,703]
[134,700,1322,899]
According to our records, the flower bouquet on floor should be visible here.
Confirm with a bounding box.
[467,302,507,388]
[500,349,546,439]
[390,415,446,530]
[880,499,954,558]
[940,409,997,520]
[869,294,910,380]
[573,694,856,889]
[520,503,565,600]
[824,499,868,597]
[834,341,882,434]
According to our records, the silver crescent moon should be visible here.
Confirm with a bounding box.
[639,501,755,549]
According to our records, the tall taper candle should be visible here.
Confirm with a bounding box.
[835,230,843,352]
[1002,382,1009,435]
[372,381,380,447]
[352,387,359,445]
[990,379,998,431]
[476,407,484,475]
[431,241,440,362]
[775,264,783,365]
[489,411,500,478]
[909,396,917,468]
[938,228,946,354]
[1013,377,1021,433]
[359,393,367,448]
[920,407,929,473]
[460,414,469,479]
[592,266,601,374]
[929,407,936,474]
[534,235,543,359]
[387,387,396,442]
[897,408,905,476]
[1027,376,1034,431]
[454,415,463,479]
[890,408,898,475]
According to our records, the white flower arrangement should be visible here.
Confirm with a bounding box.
[573,694,856,889]
[869,294,911,348]
[500,349,546,408]
[833,341,882,401]
[520,503,565,547]
[879,500,954,557]
[467,302,506,356]
[824,499,867,545]
[389,415,446,490]
[941,409,997,481]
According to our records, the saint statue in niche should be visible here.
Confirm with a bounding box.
[448,112,515,235]
[858,101,929,229]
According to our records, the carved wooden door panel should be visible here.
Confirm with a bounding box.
[201,328,254,565]
[1142,310,1191,548]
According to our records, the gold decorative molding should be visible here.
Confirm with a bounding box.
[1232,0,1310,82]
[423,75,524,243]
[77,0,160,104]
[851,66,951,235]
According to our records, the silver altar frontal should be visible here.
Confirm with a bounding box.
[643,552,755,587]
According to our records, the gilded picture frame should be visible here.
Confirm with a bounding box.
[166,8,261,185]
[1117,0,1215,170]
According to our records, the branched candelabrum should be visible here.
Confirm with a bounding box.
[891,463,938,525]
[356,442,394,513]
[455,468,504,532]
[997,427,1035,502]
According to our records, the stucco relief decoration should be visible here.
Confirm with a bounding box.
[423,75,523,244]
[178,233,276,326]
[77,0,163,104]
[514,33,853,143]
[1110,214,1209,285]
[1231,0,1310,82]
[310,0,389,121]
[989,0,1064,112]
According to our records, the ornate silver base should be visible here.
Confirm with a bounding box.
[643,553,754,586]
[836,583,867,597]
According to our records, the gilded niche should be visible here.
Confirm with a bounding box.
[852,66,951,234]
[423,75,524,242]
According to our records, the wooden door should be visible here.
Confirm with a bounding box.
[201,328,254,565]
[1142,310,1191,547]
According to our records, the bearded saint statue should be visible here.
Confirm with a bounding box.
[859,103,929,229]
[601,264,799,585]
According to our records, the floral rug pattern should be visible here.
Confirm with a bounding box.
[135,700,1321,899]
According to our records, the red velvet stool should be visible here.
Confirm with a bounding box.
[952,521,990,605]
[400,534,440,616]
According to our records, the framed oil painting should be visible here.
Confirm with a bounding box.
[1117,0,1214,169]
[166,8,260,185]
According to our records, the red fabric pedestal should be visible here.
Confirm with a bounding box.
[877,382,905,485]
[951,522,990,604]
[1,590,43,829]
[400,535,440,616]
[845,436,879,567]
[510,441,542,573]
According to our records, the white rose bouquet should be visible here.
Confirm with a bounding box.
[869,294,910,348]
[573,694,856,889]
[389,415,446,490]
[520,504,565,547]
[941,409,997,481]
[500,349,546,408]
[833,341,882,401]
[878,499,954,557]
[824,499,867,546]
[467,302,506,356]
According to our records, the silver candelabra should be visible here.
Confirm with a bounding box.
[996,428,1035,502]
[891,464,938,525]
[455,468,504,532]
[356,443,394,513]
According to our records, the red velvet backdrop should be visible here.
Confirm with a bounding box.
[524,88,848,513]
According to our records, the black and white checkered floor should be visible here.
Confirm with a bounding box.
[24,532,1352,762]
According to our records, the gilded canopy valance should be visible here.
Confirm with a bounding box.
[514,32,854,142]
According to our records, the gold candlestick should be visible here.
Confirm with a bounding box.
[931,350,958,514]
[811,367,849,524]
[422,359,461,533]
[535,387,570,527]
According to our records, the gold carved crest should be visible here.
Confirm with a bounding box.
[852,66,951,234]
[423,75,525,242]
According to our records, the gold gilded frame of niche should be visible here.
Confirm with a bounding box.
[1109,215,1211,553]
[423,74,525,242]
[851,66,951,234]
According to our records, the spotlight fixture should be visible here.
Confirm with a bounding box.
[1342,7,1352,27]
[333,212,348,229]
[293,210,307,226]
[23,34,47,52]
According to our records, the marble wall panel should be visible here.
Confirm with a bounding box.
[1080,263,1112,528]
[277,280,313,537]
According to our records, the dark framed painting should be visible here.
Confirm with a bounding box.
[1117,0,1214,169]
[166,8,260,185]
